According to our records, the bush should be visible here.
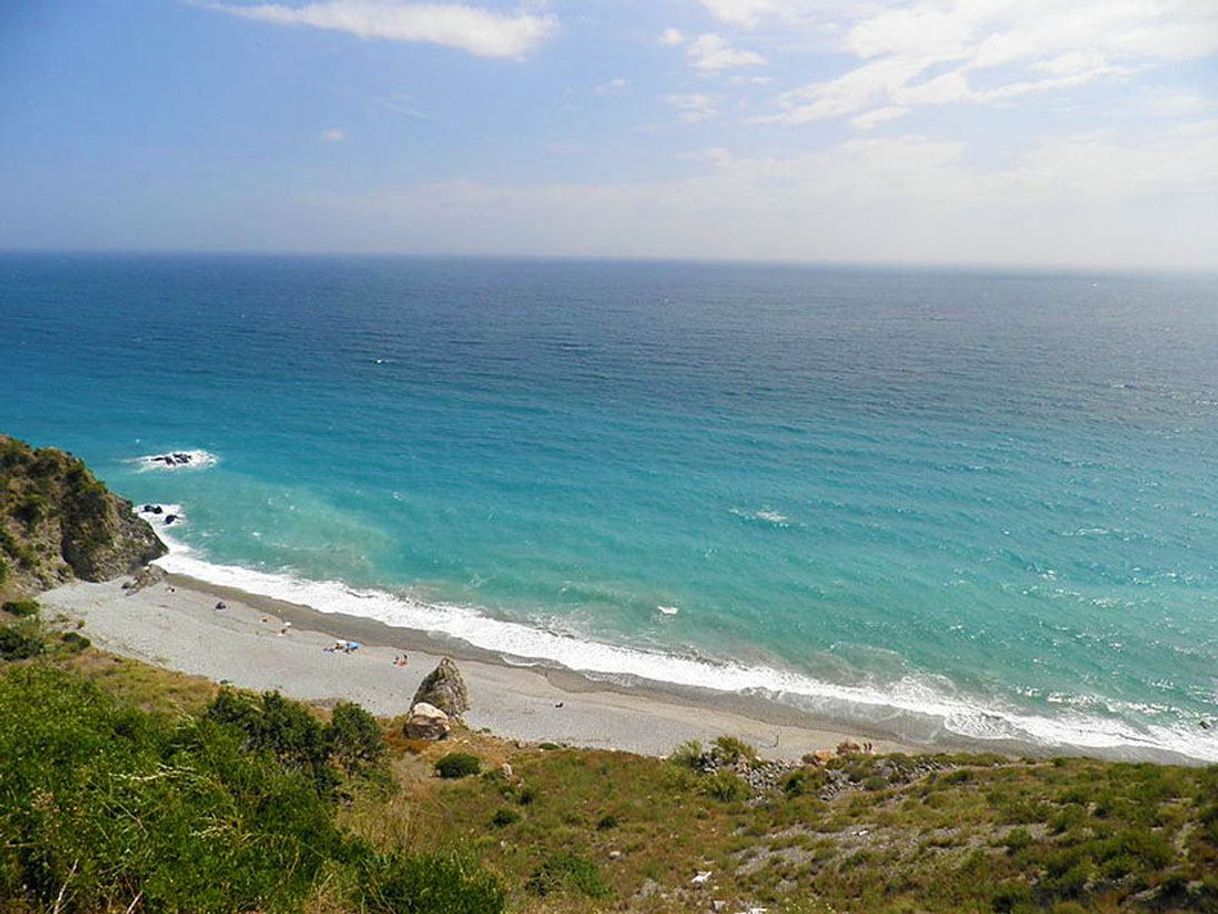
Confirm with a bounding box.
[782,768,828,797]
[711,735,758,764]
[0,623,44,660]
[205,687,336,795]
[355,850,505,914]
[491,808,520,828]
[435,752,482,779]
[1004,828,1034,853]
[702,770,749,802]
[596,814,619,830]
[669,739,705,769]
[991,881,1033,912]
[59,630,91,653]
[526,853,611,899]
[1,599,38,618]
[327,700,386,774]
[0,666,337,914]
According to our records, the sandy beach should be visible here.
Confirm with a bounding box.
[39,572,920,760]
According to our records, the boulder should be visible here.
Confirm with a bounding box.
[411,657,469,718]
[404,702,450,740]
[124,564,166,594]
[836,739,862,756]
[804,749,835,767]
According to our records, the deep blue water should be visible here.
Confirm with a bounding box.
[3,254,1217,759]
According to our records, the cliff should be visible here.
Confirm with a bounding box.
[0,434,166,595]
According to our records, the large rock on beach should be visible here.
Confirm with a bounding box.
[404,702,450,741]
[123,564,166,594]
[412,657,469,718]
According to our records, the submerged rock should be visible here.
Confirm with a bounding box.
[404,702,450,740]
[412,657,470,718]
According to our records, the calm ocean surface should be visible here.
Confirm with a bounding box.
[3,254,1217,760]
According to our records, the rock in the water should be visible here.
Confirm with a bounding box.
[411,657,470,718]
[404,702,450,740]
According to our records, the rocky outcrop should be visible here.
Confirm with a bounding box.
[404,702,450,740]
[123,564,167,594]
[411,657,469,718]
[0,435,167,596]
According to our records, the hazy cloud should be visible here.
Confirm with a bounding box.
[321,127,345,141]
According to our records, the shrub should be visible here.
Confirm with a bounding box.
[0,623,44,660]
[991,881,1033,912]
[526,853,611,899]
[205,687,336,795]
[435,753,482,779]
[355,850,505,914]
[59,630,91,653]
[712,735,758,764]
[12,494,46,528]
[782,768,828,797]
[0,666,336,914]
[2,600,39,618]
[702,770,749,802]
[669,739,705,769]
[327,700,385,774]
[491,808,520,828]
[1003,828,1034,853]
[596,814,619,830]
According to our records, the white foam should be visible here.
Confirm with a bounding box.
[146,526,1218,764]
[731,507,793,526]
[657,604,681,616]
[131,450,218,471]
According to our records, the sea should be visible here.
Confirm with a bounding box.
[3,253,1217,762]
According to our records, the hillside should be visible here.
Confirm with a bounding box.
[0,622,1215,914]
[0,435,165,596]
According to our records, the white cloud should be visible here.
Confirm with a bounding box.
[685,32,765,71]
[698,0,776,28]
[659,27,685,46]
[321,127,345,141]
[764,0,1218,125]
[696,0,826,29]
[666,93,719,123]
[851,106,907,129]
[206,1,558,59]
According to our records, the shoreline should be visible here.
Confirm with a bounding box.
[40,573,922,760]
[38,571,1211,765]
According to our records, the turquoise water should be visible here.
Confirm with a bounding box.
[3,254,1217,760]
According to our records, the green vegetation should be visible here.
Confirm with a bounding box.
[526,853,611,899]
[2,613,1216,913]
[0,619,44,659]
[0,434,165,595]
[2,598,39,617]
[0,663,501,914]
[436,752,483,779]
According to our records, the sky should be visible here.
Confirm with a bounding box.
[1,0,1216,269]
